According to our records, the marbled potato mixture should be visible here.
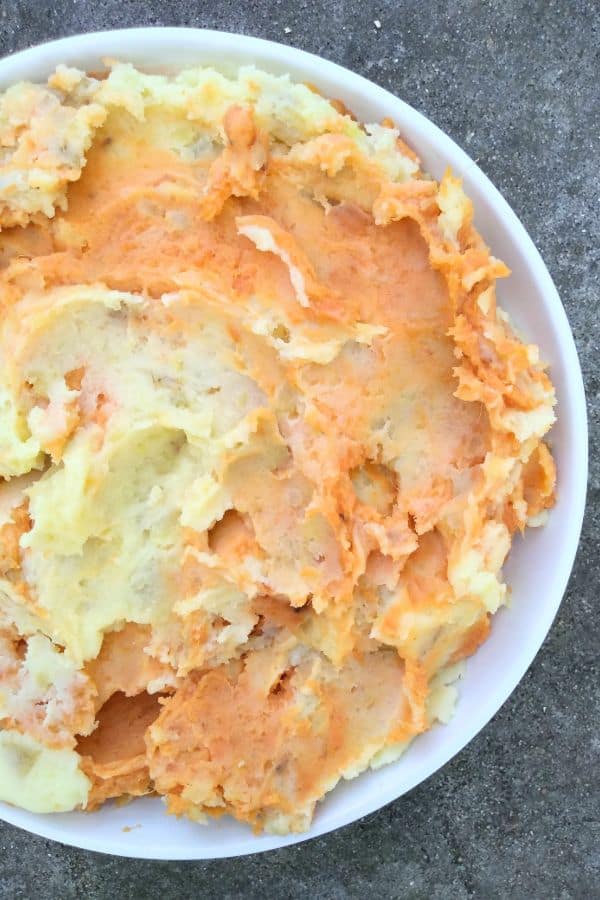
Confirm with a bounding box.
[0,62,556,833]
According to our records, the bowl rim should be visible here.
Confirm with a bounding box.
[0,26,588,860]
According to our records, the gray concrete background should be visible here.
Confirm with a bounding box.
[0,1,598,897]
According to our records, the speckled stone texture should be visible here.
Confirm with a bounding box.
[0,2,597,897]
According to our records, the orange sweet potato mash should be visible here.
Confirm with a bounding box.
[0,63,555,831]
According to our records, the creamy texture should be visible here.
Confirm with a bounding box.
[0,63,556,833]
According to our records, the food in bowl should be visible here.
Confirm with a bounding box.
[0,61,556,834]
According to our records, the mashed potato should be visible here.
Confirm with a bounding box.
[0,63,556,833]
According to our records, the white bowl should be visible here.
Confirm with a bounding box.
[0,27,587,860]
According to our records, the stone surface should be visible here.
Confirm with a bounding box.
[0,1,598,897]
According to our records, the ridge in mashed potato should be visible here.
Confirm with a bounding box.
[0,62,555,834]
